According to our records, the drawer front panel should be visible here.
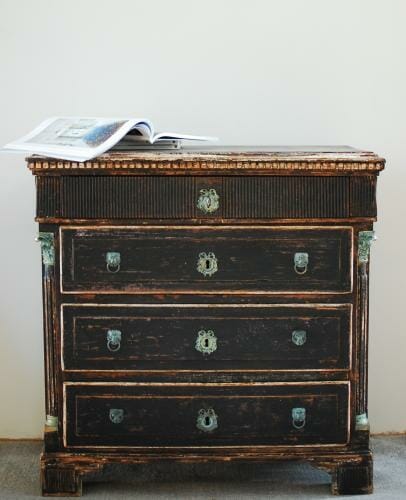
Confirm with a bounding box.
[61,227,352,293]
[64,383,349,447]
[36,175,377,220]
[62,304,351,371]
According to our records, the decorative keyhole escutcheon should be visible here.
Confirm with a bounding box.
[196,408,218,432]
[292,407,306,429]
[195,329,217,355]
[294,252,309,275]
[197,252,218,277]
[106,251,121,273]
[197,188,220,214]
[107,329,122,352]
[109,408,124,424]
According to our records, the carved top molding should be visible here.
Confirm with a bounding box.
[27,147,385,174]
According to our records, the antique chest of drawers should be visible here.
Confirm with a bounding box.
[28,146,385,496]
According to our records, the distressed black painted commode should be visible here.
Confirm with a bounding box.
[28,146,385,496]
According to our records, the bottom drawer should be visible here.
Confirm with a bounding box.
[64,383,349,448]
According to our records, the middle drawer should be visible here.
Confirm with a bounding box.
[62,304,351,371]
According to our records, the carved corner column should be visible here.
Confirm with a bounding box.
[37,231,59,451]
[355,230,376,437]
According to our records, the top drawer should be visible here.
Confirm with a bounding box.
[60,226,352,294]
[36,175,377,220]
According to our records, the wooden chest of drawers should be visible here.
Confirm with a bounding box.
[28,146,385,496]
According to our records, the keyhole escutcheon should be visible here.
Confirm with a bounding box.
[195,329,217,355]
[197,252,218,277]
[196,408,218,432]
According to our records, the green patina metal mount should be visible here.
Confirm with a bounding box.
[294,252,309,274]
[106,251,121,273]
[195,329,218,355]
[196,408,218,432]
[358,231,376,263]
[197,252,218,277]
[109,408,124,424]
[37,232,55,266]
[292,329,307,346]
[45,415,58,430]
[107,329,122,352]
[197,188,220,214]
[292,407,306,429]
[355,413,369,430]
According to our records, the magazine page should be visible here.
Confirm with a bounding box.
[3,117,153,161]
[152,131,217,143]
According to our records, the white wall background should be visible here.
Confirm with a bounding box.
[0,0,405,437]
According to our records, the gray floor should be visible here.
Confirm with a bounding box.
[0,436,405,499]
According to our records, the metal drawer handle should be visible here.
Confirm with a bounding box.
[195,329,217,355]
[107,329,122,352]
[292,407,306,429]
[109,408,124,424]
[292,329,307,346]
[197,188,220,214]
[294,252,309,275]
[197,252,218,277]
[106,252,121,273]
[196,408,218,432]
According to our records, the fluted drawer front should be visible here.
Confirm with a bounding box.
[60,226,352,293]
[36,175,377,219]
[62,304,351,371]
[64,383,349,448]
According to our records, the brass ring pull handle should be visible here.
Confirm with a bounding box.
[109,408,124,424]
[195,329,217,355]
[106,251,121,273]
[294,252,309,275]
[107,329,122,352]
[197,188,220,214]
[196,408,218,432]
[197,252,218,277]
[292,407,306,429]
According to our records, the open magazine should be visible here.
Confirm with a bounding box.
[3,117,217,162]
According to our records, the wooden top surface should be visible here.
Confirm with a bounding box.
[27,146,385,173]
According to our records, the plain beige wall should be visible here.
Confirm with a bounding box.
[0,0,405,438]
